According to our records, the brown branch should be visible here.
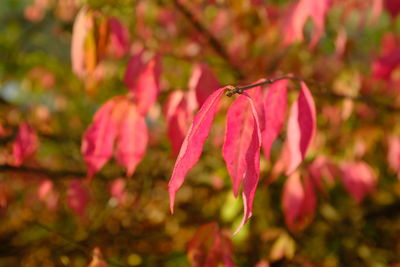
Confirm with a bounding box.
[225,76,400,112]
[171,0,245,79]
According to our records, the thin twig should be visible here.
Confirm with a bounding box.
[225,76,400,112]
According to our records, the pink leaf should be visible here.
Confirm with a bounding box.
[115,103,148,177]
[286,82,316,175]
[282,172,316,232]
[282,0,332,47]
[387,136,400,179]
[67,179,89,217]
[71,7,91,78]
[189,63,220,107]
[168,87,228,213]
[262,80,288,160]
[234,94,262,235]
[340,161,377,203]
[107,17,130,58]
[12,123,38,166]
[247,83,265,131]
[164,91,192,155]
[307,156,337,194]
[223,95,254,197]
[81,99,118,178]
[124,53,145,89]
[129,57,160,115]
[187,222,234,267]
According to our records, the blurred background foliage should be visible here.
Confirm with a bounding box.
[1,0,400,266]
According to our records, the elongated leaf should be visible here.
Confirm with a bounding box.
[130,58,160,115]
[116,103,148,177]
[124,53,145,89]
[71,7,90,78]
[12,123,38,166]
[81,99,118,178]
[286,82,316,174]
[223,95,254,197]
[189,63,220,107]
[387,135,400,179]
[262,80,288,160]
[168,87,228,213]
[234,94,262,235]
[164,91,192,155]
[107,17,130,58]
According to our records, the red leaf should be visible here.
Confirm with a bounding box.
[188,222,234,267]
[115,103,148,177]
[223,95,254,197]
[286,82,316,175]
[262,80,288,160]
[164,91,193,155]
[189,63,220,107]
[12,123,38,166]
[385,0,400,18]
[340,161,377,203]
[129,57,160,115]
[81,99,118,178]
[387,136,400,179]
[124,53,145,89]
[307,156,337,194]
[67,179,89,217]
[168,87,228,213]
[282,0,332,47]
[233,94,262,235]
[282,172,316,232]
[107,17,130,58]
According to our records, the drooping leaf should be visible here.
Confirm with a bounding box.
[286,82,316,175]
[71,7,90,78]
[339,161,377,203]
[168,87,228,213]
[164,91,193,155]
[307,156,337,194]
[129,57,160,115]
[107,17,130,58]
[81,99,118,178]
[387,135,400,179]
[262,80,288,160]
[234,94,262,235]
[282,0,332,47]
[187,222,234,267]
[12,123,39,166]
[67,179,89,217]
[115,102,148,177]
[124,53,145,89]
[282,172,316,232]
[223,95,254,197]
[189,63,220,107]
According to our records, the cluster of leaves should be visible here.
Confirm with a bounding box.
[1,0,400,266]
